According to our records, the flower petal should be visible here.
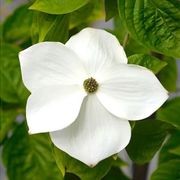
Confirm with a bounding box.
[26,85,86,134]
[66,28,127,77]
[19,42,88,92]
[50,95,131,166]
[97,64,168,120]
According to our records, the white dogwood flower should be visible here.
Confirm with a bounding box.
[19,28,168,166]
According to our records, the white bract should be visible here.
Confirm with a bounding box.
[19,28,168,166]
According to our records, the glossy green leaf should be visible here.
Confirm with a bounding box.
[105,0,118,21]
[113,17,127,44]
[69,0,104,29]
[53,146,116,180]
[30,0,90,14]
[113,18,150,56]
[0,43,29,104]
[31,12,69,43]
[157,97,180,129]
[151,160,180,180]
[2,4,33,43]
[158,57,178,92]
[128,54,167,74]
[118,0,180,57]
[2,123,63,180]
[159,131,180,164]
[126,120,168,164]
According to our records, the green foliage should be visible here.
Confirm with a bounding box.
[53,146,115,180]
[2,4,33,43]
[113,18,150,56]
[0,108,17,143]
[126,120,168,164]
[69,2,94,29]
[157,97,180,129]
[31,12,69,43]
[1,0,180,179]
[30,0,90,14]
[128,54,167,74]
[102,167,130,180]
[158,57,178,92]
[0,43,29,104]
[69,0,105,30]
[151,160,180,180]
[104,0,118,21]
[2,123,63,180]
[159,131,180,164]
[118,0,180,58]
[169,146,180,156]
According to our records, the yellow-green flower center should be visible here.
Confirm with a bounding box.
[83,77,98,93]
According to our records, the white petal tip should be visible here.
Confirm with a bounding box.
[18,51,21,57]
[18,49,26,61]
[83,160,99,167]
[88,164,96,168]
[166,91,170,96]
[28,129,33,135]
[28,129,39,135]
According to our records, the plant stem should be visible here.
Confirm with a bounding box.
[133,163,149,180]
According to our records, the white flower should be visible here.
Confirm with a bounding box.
[19,28,168,166]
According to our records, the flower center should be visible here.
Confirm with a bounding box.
[83,77,99,93]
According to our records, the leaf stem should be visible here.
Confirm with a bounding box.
[150,51,164,60]
[123,33,129,48]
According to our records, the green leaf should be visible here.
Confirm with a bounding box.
[5,0,13,3]
[126,119,168,164]
[69,2,94,29]
[31,12,69,43]
[105,0,118,21]
[102,167,130,180]
[158,57,177,92]
[151,160,180,180]
[0,108,17,143]
[53,146,115,180]
[86,0,105,24]
[169,146,180,156]
[0,43,29,104]
[113,18,150,56]
[2,4,33,43]
[118,0,180,57]
[112,156,127,167]
[157,97,180,129]
[113,17,127,44]
[30,0,90,14]
[128,54,167,74]
[68,0,105,29]
[159,131,180,164]
[2,123,63,180]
